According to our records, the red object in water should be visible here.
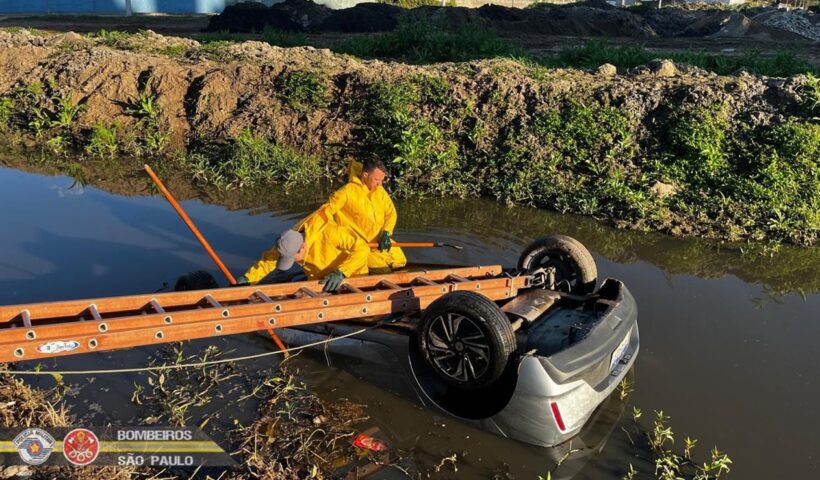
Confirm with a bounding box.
[353,434,388,452]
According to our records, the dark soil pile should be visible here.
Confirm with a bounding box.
[205,1,301,32]
[204,1,820,42]
[270,0,333,30]
[314,3,403,33]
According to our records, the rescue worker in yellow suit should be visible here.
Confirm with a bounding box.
[324,158,407,274]
[236,208,369,292]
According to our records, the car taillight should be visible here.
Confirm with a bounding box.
[550,401,566,431]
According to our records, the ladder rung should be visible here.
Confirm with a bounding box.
[20,310,31,328]
[297,287,319,298]
[203,295,222,308]
[413,277,437,286]
[253,291,274,303]
[342,284,363,293]
[149,300,165,314]
[378,280,401,290]
[447,274,469,283]
[85,304,102,321]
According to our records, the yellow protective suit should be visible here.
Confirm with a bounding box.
[323,161,407,273]
[242,210,369,284]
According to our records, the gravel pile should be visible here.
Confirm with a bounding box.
[759,10,820,41]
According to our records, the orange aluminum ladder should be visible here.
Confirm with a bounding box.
[0,266,532,363]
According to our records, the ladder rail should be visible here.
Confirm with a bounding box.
[0,283,522,363]
[0,266,501,324]
[0,276,528,346]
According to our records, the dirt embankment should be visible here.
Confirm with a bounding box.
[0,29,817,245]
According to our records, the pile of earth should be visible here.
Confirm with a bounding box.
[205,1,820,42]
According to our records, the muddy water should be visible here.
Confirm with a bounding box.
[0,166,818,479]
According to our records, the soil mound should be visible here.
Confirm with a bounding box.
[270,0,332,30]
[523,4,656,37]
[314,3,403,33]
[205,1,301,32]
[641,8,708,36]
[757,9,820,42]
[405,5,487,30]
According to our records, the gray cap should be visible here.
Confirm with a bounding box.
[275,230,304,271]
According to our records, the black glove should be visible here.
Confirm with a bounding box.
[233,275,250,287]
[378,231,392,252]
[320,270,345,293]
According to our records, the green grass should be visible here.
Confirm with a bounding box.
[545,40,819,77]
[261,28,309,48]
[275,70,330,113]
[187,129,321,189]
[0,97,13,129]
[336,18,522,64]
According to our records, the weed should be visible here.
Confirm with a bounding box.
[275,70,330,112]
[126,91,161,121]
[64,161,87,188]
[544,39,819,77]
[89,29,131,47]
[45,135,67,155]
[51,91,83,129]
[196,40,234,61]
[28,107,50,137]
[188,129,321,189]
[262,27,308,48]
[0,97,13,128]
[337,17,521,64]
[86,123,119,158]
[667,103,731,183]
[803,73,820,115]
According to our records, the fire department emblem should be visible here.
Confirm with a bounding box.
[62,428,100,466]
[13,428,55,465]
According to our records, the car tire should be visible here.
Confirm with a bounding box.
[517,235,597,295]
[417,291,515,390]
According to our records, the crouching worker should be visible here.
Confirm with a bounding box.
[236,216,369,292]
[325,159,407,274]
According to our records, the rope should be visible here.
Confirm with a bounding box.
[2,328,369,376]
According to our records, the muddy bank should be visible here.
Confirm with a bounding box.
[0,29,817,245]
[0,362,378,479]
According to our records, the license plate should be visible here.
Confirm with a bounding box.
[609,333,630,371]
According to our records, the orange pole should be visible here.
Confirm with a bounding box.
[143,164,289,356]
[144,164,237,284]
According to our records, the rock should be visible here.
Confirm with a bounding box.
[596,63,617,77]
[650,181,680,199]
[650,59,677,77]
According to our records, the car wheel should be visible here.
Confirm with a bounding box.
[517,235,597,295]
[416,291,515,390]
